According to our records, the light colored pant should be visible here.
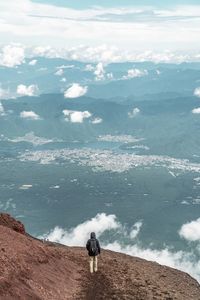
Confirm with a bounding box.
[89,256,98,273]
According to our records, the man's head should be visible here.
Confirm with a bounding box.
[90,232,96,239]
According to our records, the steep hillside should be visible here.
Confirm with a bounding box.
[0,214,199,300]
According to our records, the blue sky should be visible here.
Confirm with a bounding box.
[32,0,200,9]
[0,0,200,62]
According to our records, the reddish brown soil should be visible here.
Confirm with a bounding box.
[0,214,199,300]
[0,213,25,234]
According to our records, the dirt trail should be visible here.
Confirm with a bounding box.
[84,271,116,300]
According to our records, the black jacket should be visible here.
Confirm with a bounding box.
[86,232,101,256]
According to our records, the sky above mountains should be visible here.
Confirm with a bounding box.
[0,0,200,61]
[32,0,200,9]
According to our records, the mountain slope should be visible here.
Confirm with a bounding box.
[0,214,199,300]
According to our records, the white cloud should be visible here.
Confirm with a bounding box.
[0,45,197,66]
[17,84,38,96]
[64,83,88,98]
[0,45,25,67]
[94,62,105,81]
[20,111,41,120]
[63,109,92,123]
[29,45,200,64]
[129,221,143,239]
[128,107,140,118]
[40,213,200,282]
[19,184,32,190]
[56,65,74,69]
[54,68,64,76]
[192,107,200,114]
[93,63,113,81]
[123,69,148,79]
[194,87,200,98]
[85,64,95,71]
[41,213,120,246]
[91,117,103,124]
[29,59,37,66]
[179,218,200,242]
[60,77,66,82]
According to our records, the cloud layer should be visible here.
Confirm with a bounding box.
[41,213,200,282]
[1,1,200,58]
[41,213,120,246]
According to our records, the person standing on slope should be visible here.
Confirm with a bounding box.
[86,232,101,273]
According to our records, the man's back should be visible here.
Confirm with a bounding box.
[86,232,101,273]
[86,237,100,256]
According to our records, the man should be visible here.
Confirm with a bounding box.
[86,232,101,273]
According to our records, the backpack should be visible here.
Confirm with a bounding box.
[89,239,97,255]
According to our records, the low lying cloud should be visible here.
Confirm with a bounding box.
[94,62,105,81]
[93,63,113,81]
[64,83,88,98]
[28,59,37,66]
[54,69,64,76]
[85,64,95,71]
[0,45,25,68]
[123,69,148,80]
[19,184,32,190]
[129,221,143,239]
[194,87,200,98]
[41,213,200,282]
[41,213,120,246]
[20,111,41,120]
[17,84,39,96]
[91,117,103,124]
[128,107,140,118]
[179,218,200,242]
[192,107,200,114]
[63,109,92,123]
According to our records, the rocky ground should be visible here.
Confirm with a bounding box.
[0,213,199,300]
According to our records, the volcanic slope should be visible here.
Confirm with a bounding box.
[0,213,199,300]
